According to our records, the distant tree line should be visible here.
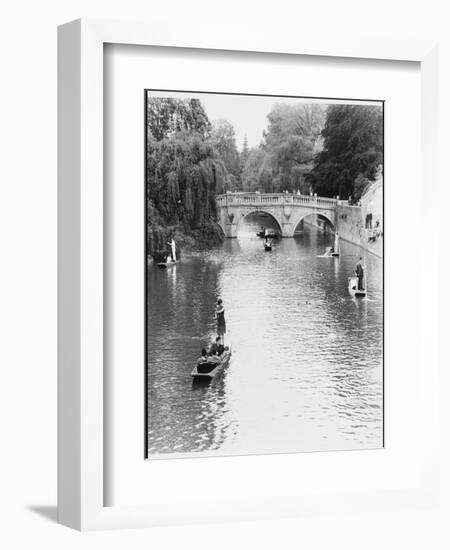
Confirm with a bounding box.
[240,102,383,201]
[240,103,326,194]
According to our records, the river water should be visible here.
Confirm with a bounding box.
[147,224,383,457]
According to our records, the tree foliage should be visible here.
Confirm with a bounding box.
[211,119,241,191]
[241,148,267,192]
[147,134,229,227]
[147,97,211,142]
[241,104,326,193]
[307,104,383,200]
[146,97,227,255]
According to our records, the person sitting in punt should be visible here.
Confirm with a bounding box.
[196,348,220,366]
[209,336,224,356]
[196,348,208,365]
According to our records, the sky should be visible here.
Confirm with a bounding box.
[147,91,382,151]
[193,93,278,150]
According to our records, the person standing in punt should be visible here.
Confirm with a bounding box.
[356,257,365,291]
[167,236,177,262]
[216,299,226,345]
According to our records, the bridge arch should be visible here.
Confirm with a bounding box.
[237,209,283,235]
[216,193,339,238]
[292,212,336,234]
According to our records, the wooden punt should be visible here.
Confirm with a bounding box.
[191,349,232,382]
[348,276,367,297]
[317,246,339,258]
[157,259,179,269]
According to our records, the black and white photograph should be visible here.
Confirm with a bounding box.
[145,91,384,458]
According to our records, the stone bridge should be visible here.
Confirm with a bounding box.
[216,193,339,238]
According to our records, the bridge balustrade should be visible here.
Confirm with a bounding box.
[217,193,338,208]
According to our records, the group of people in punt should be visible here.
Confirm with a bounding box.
[196,299,227,367]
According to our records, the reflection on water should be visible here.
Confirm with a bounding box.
[147,225,383,457]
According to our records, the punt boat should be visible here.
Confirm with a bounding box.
[348,276,367,297]
[318,234,340,258]
[191,348,232,383]
[157,259,179,269]
[322,246,339,258]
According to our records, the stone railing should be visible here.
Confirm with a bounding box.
[216,193,338,208]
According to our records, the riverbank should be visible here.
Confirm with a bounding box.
[301,210,381,258]
[335,177,383,258]
[147,199,224,263]
[147,221,224,263]
[336,204,382,258]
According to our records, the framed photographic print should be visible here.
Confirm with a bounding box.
[144,90,384,460]
[58,19,440,530]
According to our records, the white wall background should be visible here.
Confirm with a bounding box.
[0,1,448,548]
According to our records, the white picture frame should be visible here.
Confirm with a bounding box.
[58,18,440,530]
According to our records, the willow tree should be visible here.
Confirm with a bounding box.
[264,103,326,192]
[146,96,229,255]
[211,119,241,191]
[240,103,326,193]
[147,97,212,142]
